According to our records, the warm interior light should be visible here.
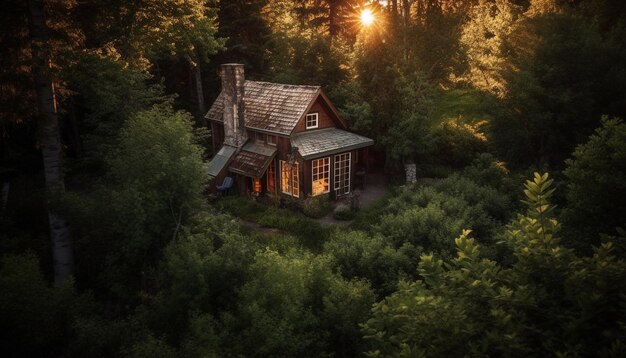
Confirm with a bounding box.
[253,177,261,193]
[360,9,374,26]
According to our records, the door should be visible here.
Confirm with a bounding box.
[334,152,351,196]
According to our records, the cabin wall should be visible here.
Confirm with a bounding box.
[275,136,291,161]
[293,96,340,133]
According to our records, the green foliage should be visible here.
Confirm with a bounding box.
[324,230,416,295]
[66,53,169,164]
[64,103,207,299]
[0,253,78,357]
[226,249,375,357]
[375,186,475,256]
[217,0,273,75]
[373,171,511,258]
[433,173,512,222]
[302,194,332,218]
[562,117,626,250]
[217,196,331,251]
[363,172,626,357]
[493,12,626,166]
[458,0,523,95]
[333,203,355,221]
[460,153,514,192]
[432,117,489,167]
[381,70,436,163]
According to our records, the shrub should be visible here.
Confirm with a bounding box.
[333,204,355,221]
[324,230,417,295]
[302,194,332,218]
[433,118,489,167]
[363,173,626,357]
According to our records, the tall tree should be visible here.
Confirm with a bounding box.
[27,0,73,283]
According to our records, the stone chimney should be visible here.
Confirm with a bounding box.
[221,63,247,148]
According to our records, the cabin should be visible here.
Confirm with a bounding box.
[206,64,374,200]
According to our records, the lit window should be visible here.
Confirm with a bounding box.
[267,160,276,193]
[311,157,330,195]
[334,153,351,196]
[253,177,261,193]
[305,113,318,129]
[280,160,299,197]
[267,135,277,146]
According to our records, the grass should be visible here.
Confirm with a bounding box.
[216,196,332,251]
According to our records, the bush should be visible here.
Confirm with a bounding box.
[363,173,626,357]
[371,172,511,258]
[324,230,417,295]
[302,194,332,218]
[333,204,355,221]
[433,118,489,167]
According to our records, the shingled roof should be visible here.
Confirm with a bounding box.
[291,128,374,160]
[228,142,277,178]
[206,81,320,135]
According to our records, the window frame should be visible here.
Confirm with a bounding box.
[334,152,351,196]
[305,113,319,129]
[311,157,330,196]
[266,134,277,146]
[280,160,300,197]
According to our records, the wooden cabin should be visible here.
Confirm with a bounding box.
[206,64,374,200]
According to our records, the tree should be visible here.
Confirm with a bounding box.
[65,103,207,299]
[562,117,626,250]
[216,0,273,75]
[27,0,73,283]
[458,0,523,96]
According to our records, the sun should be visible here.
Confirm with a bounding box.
[360,9,374,26]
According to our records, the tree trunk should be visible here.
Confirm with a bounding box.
[328,3,338,45]
[27,0,73,284]
[193,51,206,115]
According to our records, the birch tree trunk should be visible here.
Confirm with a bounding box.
[193,51,206,115]
[27,0,74,284]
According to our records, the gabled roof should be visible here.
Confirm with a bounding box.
[291,128,374,160]
[206,80,322,135]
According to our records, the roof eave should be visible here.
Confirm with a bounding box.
[299,140,374,160]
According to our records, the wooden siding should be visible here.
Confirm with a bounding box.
[293,96,343,133]
[275,136,291,161]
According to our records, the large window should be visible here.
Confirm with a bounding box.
[280,160,299,197]
[311,157,330,195]
[267,159,276,193]
[334,153,351,196]
[305,113,318,129]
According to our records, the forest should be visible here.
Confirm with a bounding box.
[1,0,626,357]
